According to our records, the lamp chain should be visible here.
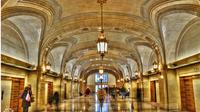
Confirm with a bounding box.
[98,0,107,32]
[100,2,104,32]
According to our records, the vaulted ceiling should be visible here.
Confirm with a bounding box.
[1,0,200,79]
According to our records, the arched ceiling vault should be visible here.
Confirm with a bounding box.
[80,66,122,80]
[41,14,159,49]
[75,56,130,76]
[146,0,200,64]
[2,0,199,80]
[60,41,141,72]
[2,20,29,60]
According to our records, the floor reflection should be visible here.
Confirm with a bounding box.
[95,95,109,112]
[43,95,181,112]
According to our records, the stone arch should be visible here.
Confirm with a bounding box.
[176,17,200,60]
[2,5,53,66]
[146,1,200,64]
[81,68,121,81]
[2,21,28,61]
[147,2,200,27]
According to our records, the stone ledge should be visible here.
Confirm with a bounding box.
[168,53,200,69]
[1,54,35,70]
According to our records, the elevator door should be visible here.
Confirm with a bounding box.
[150,81,156,102]
[180,77,196,112]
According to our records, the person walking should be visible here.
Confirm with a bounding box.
[85,87,91,97]
[21,85,32,112]
[53,92,60,111]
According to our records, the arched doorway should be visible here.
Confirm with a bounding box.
[85,72,116,95]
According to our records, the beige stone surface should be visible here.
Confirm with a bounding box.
[57,0,145,18]
[1,80,12,112]
[177,19,200,60]
[193,78,200,112]
[167,69,179,109]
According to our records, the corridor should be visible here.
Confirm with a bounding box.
[1,0,200,112]
[43,95,176,112]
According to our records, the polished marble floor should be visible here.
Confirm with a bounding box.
[43,95,182,112]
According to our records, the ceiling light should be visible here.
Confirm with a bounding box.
[99,66,104,74]
[46,62,51,71]
[96,0,108,59]
[153,61,158,70]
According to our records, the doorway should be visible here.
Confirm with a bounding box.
[150,81,156,102]
[95,73,108,92]
[180,77,196,112]
[48,82,53,99]
[1,77,24,112]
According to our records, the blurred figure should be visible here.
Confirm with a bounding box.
[126,88,130,98]
[21,84,32,112]
[110,87,116,99]
[136,88,142,112]
[53,92,59,111]
[85,87,91,97]
[47,95,54,109]
[120,86,127,99]
[79,92,83,96]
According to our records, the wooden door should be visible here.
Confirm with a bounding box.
[48,82,53,99]
[180,77,196,112]
[10,78,24,112]
[64,83,67,99]
[150,81,156,102]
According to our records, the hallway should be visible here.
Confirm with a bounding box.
[1,0,200,112]
[42,95,177,112]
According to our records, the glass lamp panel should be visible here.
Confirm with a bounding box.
[97,43,99,51]
[97,43,100,52]
[100,42,104,52]
[105,42,107,52]
[102,42,105,52]
[103,42,105,52]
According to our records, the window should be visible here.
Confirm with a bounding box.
[95,73,108,83]
[95,73,108,92]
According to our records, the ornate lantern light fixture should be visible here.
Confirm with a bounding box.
[97,0,108,59]
[152,61,158,72]
[74,76,78,82]
[46,62,51,71]
[134,71,139,76]
[153,61,158,70]
[63,71,71,80]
